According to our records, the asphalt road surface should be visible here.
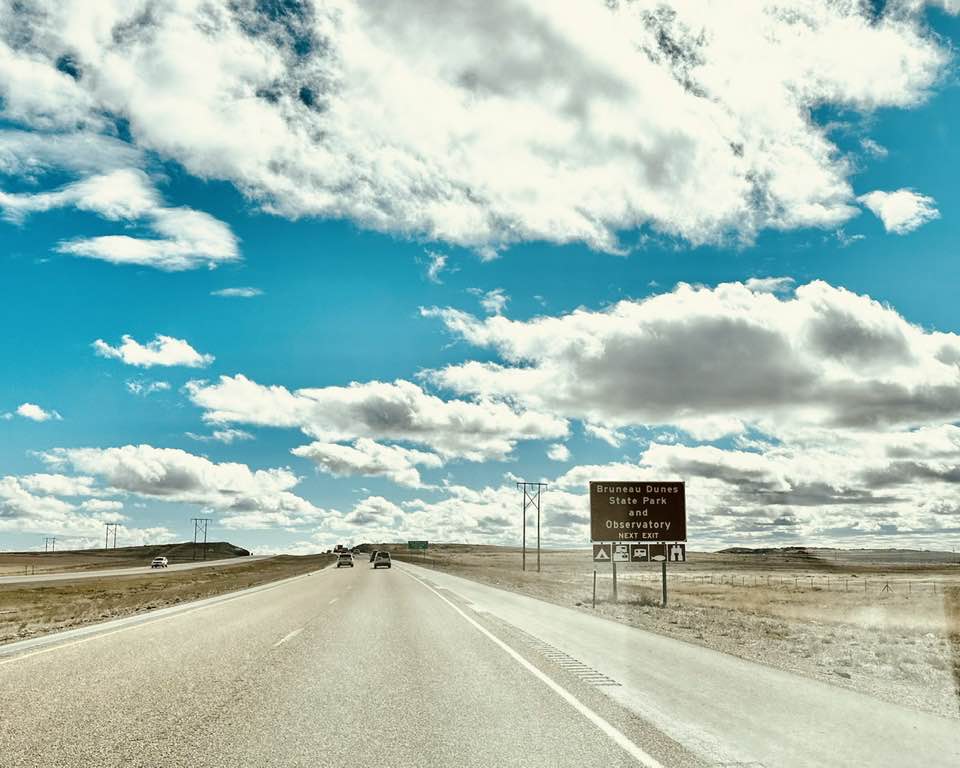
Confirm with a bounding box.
[0,555,274,585]
[0,560,698,768]
[1,561,957,767]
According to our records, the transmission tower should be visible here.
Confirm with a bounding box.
[104,522,120,549]
[191,518,212,561]
[516,481,547,572]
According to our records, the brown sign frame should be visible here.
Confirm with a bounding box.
[589,481,686,543]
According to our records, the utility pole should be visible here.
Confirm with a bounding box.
[44,537,56,552]
[191,518,212,561]
[516,482,547,572]
[104,522,119,549]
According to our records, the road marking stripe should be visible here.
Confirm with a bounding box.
[273,628,303,648]
[329,598,338,605]
[401,568,664,768]
[0,567,333,666]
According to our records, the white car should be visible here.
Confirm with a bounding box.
[151,557,169,568]
[336,552,354,568]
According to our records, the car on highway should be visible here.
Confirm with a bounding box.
[369,550,378,562]
[336,552,354,568]
[150,556,169,568]
[373,552,391,569]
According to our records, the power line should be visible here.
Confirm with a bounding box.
[43,536,56,552]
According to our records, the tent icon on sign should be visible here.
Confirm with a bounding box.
[593,544,611,562]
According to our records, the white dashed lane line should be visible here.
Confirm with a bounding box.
[272,628,303,648]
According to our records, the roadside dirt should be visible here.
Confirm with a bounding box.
[0,554,333,645]
[386,545,960,720]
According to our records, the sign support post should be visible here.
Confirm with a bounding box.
[612,553,618,602]
[661,558,668,607]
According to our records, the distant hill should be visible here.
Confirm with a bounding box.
[0,542,251,573]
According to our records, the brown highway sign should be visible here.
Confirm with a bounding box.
[589,481,686,542]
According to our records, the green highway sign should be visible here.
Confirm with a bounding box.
[408,540,429,550]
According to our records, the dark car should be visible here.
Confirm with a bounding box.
[373,552,391,569]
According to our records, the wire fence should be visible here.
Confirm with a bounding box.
[624,572,955,595]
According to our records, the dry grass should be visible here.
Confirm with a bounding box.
[384,545,960,720]
[0,554,333,644]
[0,541,249,575]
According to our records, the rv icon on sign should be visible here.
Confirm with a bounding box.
[629,544,648,562]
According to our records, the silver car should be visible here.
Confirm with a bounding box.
[336,552,354,568]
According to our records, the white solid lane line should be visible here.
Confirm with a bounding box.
[0,567,333,666]
[273,628,304,648]
[328,598,338,605]
[400,567,664,768]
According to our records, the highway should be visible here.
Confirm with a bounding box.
[0,555,274,585]
[0,561,956,767]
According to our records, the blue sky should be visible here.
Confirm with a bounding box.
[3,1,960,553]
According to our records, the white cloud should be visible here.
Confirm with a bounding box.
[94,334,214,368]
[14,403,61,422]
[860,138,888,158]
[744,276,795,294]
[584,423,625,447]
[858,188,940,234]
[211,287,263,298]
[186,428,254,444]
[425,251,449,284]
[547,443,571,462]
[126,379,171,397]
[186,375,567,462]
[0,168,240,270]
[425,279,960,436]
[0,472,176,542]
[478,288,509,316]
[57,206,240,271]
[80,499,123,513]
[42,444,325,530]
[18,474,100,497]
[0,2,950,253]
[292,438,442,488]
[345,495,404,526]
[0,129,141,178]
[0,168,157,223]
